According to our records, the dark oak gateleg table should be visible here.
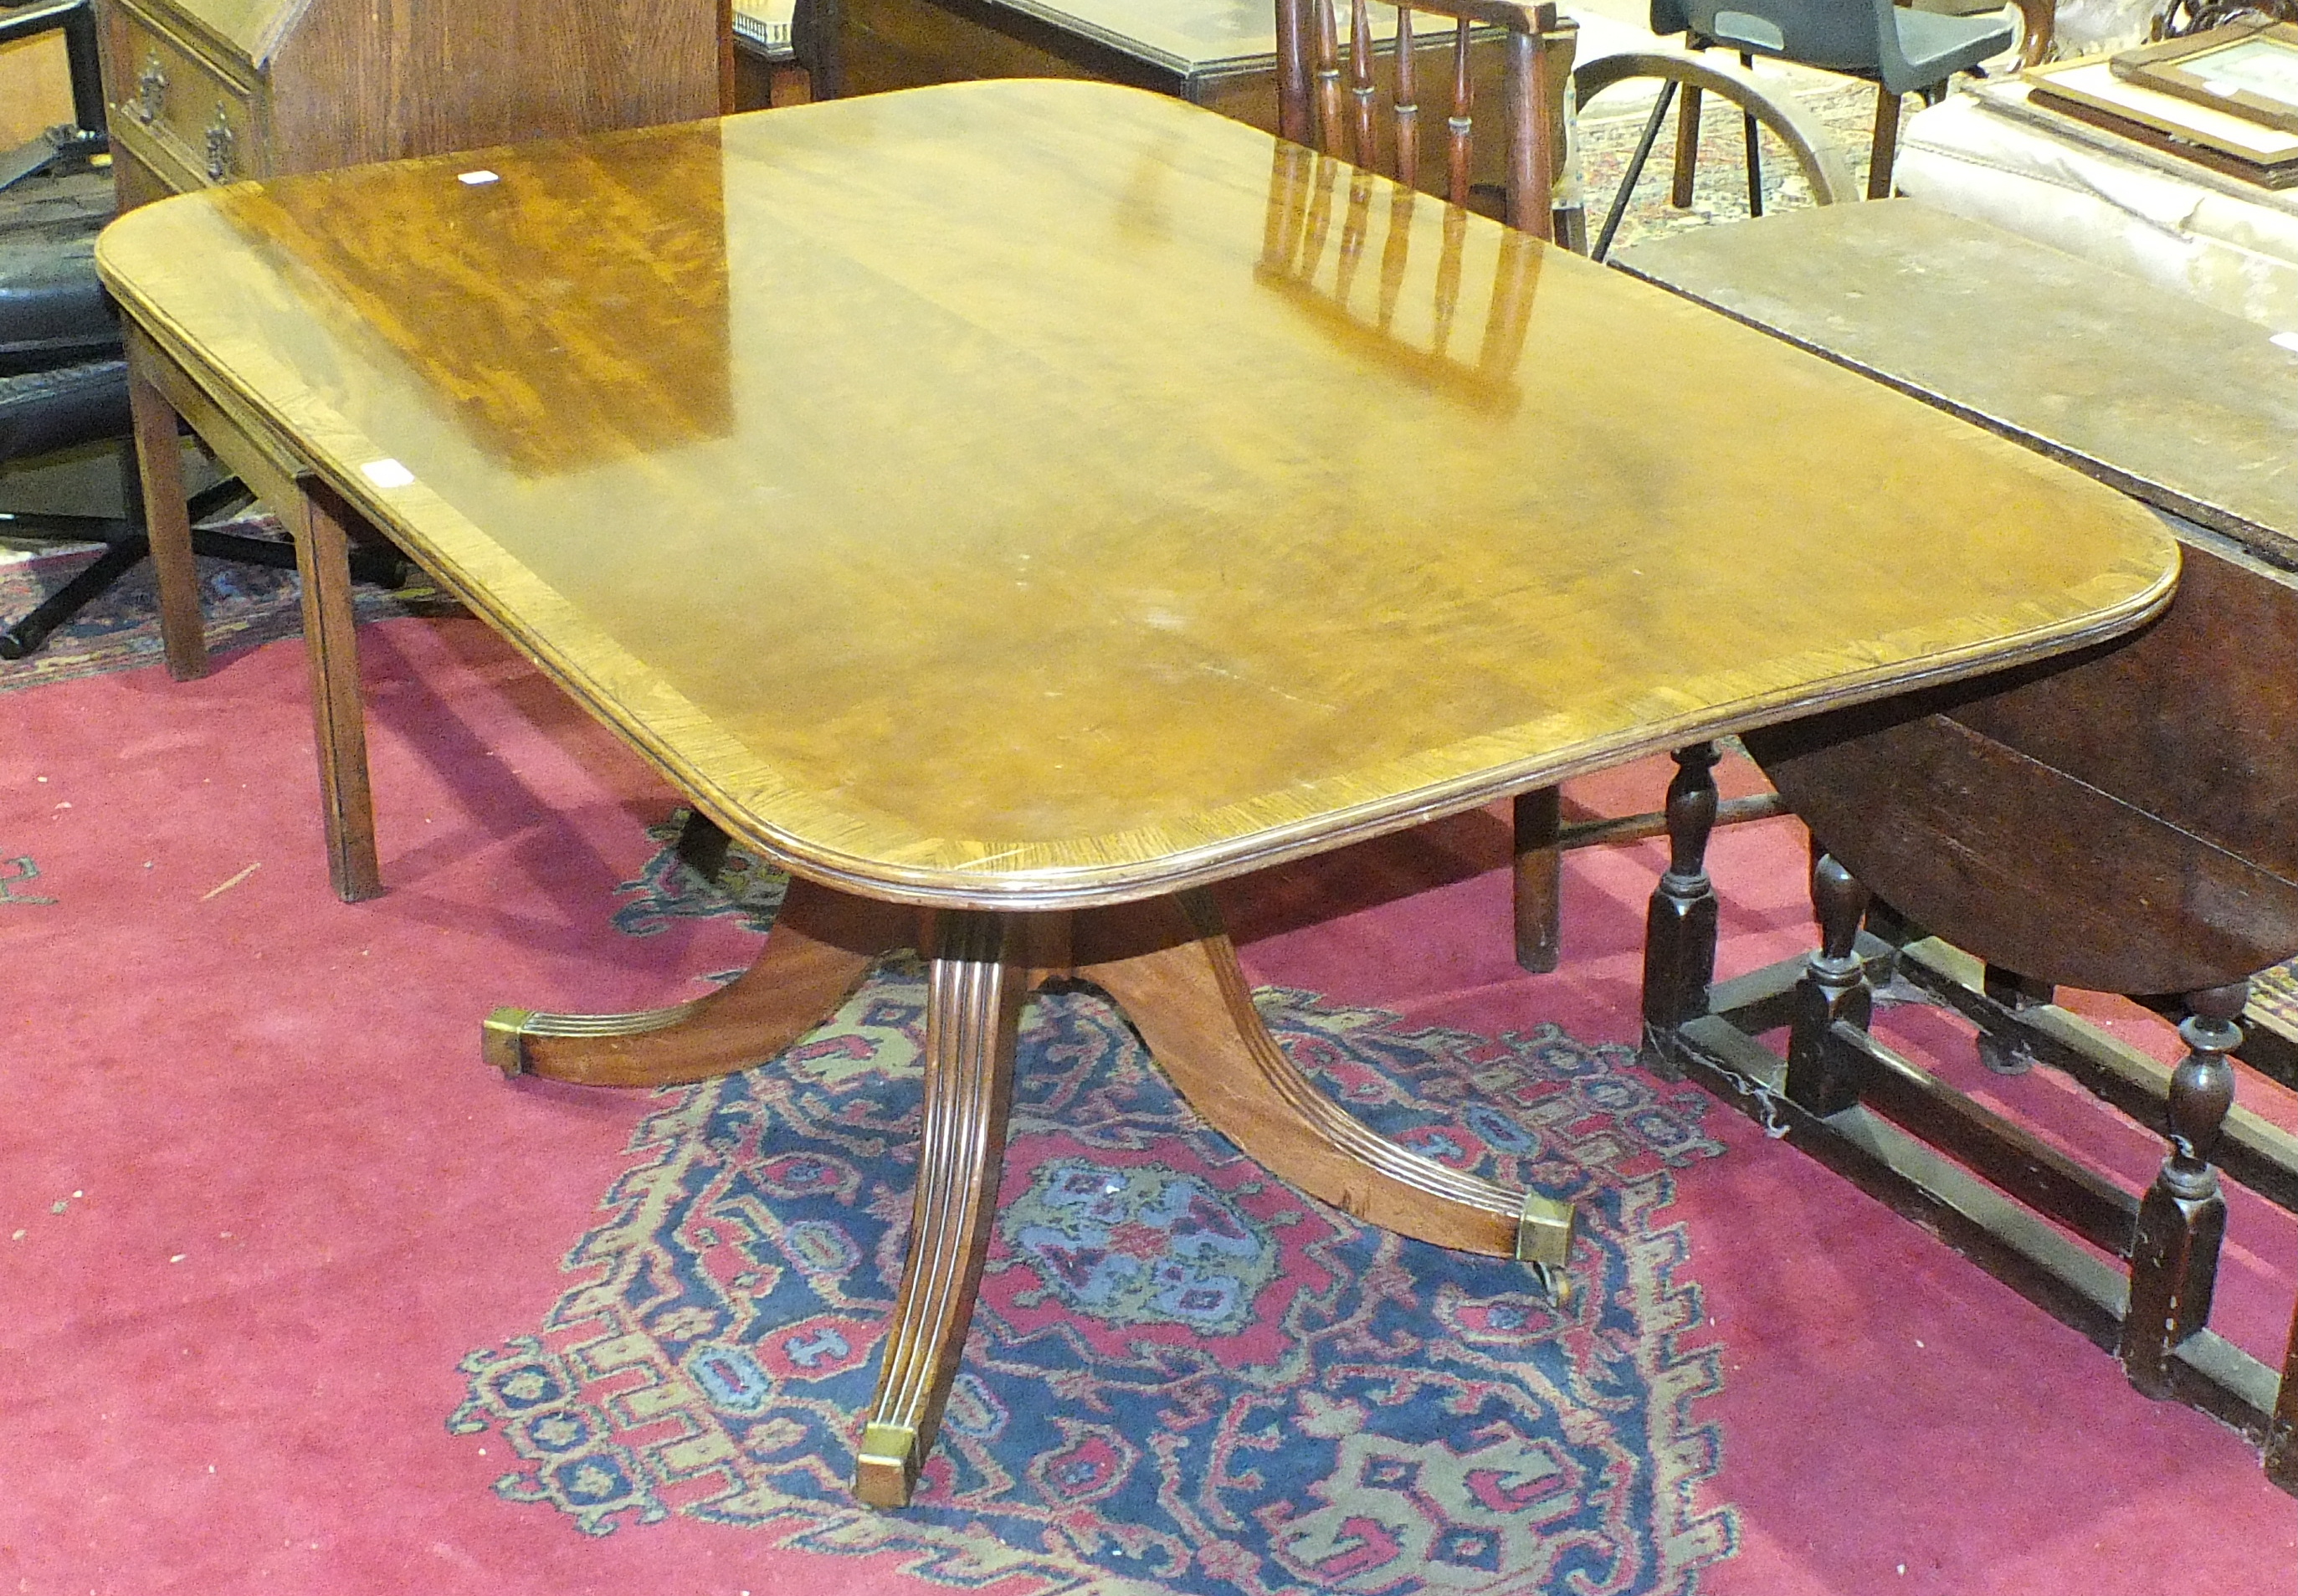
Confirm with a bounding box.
[97,87,2176,1506]
[1615,198,2298,1494]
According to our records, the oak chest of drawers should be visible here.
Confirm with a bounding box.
[95,0,726,207]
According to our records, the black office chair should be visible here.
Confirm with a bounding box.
[0,0,398,661]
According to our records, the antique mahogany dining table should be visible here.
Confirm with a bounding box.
[95,80,2177,1507]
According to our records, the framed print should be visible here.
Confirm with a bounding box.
[2113,19,2298,135]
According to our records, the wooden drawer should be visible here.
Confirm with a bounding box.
[106,2,260,189]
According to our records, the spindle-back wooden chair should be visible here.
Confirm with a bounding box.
[1270,0,1793,978]
[1273,0,1575,241]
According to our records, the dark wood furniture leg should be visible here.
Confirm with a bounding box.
[1784,854,1870,1116]
[1639,742,1721,1075]
[484,876,911,1084]
[124,348,206,681]
[1512,786,1562,972]
[674,807,733,885]
[123,326,400,899]
[2272,1295,2298,1490]
[1671,80,1703,208]
[284,480,382,902]
[2121,982,2243,1398]
[854,909,1027,1507]
[1868,86,1900,200]
[1977,963,2052,1075]
[1077,890,1573,1268]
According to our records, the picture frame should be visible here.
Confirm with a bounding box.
[2111,18,2298,136]
[2024,54,2298,186]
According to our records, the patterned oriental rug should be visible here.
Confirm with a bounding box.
[1573,75,1881,251]
[447,826,1734,1593]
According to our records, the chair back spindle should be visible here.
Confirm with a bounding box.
[1275,0,1574,242]
[1257,141,1543,407]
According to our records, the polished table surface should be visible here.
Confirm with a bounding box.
[98,84,2175,906]
[95,81,2178,1506]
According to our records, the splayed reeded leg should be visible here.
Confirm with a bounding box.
[483,875,911,1085]
[1076,890,1572,1268]
[854,910,1025,1508]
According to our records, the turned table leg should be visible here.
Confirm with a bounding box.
[2121,982,2243,1399]
[1639,742,1721,1075]
[1784,854,1870,1116]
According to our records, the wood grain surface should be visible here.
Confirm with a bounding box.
[96,83,2177,910]
[1747,543,2298,996]
[1613,201,2298,568]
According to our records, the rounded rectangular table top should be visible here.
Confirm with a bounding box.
[96,80,2177,907]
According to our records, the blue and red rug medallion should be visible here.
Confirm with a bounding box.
[451,822,1739,1593]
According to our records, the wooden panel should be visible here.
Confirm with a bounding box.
[98,0,721,195]
[268,0,721,175]
[1750,547,2298,994]
[0,30,75,146]
[1946,545,2298,886]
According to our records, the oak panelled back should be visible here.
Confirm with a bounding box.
[1273,0,1570,237]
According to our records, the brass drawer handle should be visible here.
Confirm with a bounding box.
[205,104,236,180]
[132,54,167,123]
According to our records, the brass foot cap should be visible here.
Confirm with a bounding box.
[1515,1193,1574,1267]
[480,1008,536,1076]
[853,1421,920,1510]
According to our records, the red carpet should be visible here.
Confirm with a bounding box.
[1,615,2292,1592]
